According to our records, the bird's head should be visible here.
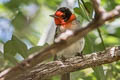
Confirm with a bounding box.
[50,7,76,28]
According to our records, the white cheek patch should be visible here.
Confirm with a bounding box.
[55,30,74,43]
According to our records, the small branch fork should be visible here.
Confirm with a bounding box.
[91,0,106,15]
[0,0,120,80]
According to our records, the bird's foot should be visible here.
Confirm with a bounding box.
[61,55,67,62]
[75,52,84,58]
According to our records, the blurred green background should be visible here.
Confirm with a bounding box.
[0,0,120,80]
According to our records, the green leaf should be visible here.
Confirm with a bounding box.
[105,0,117,11]
[4,35,28,64]
[113,27,120,38]
[84,2,93,18]
[115,0,120,4]
[44,0,62,10]
[5,0,38,11]
[93,66,106,80]
[28,46,43,54]
[74,8,83,16]
[104,36,120,45]
[4,53,18,65]
[12,36,28,58]
[52,75,60,80]
[28,43,48,54]
[4,40,18,64]
[106,68,113,80]
[0,51,3,55]
[83,34,96,54]
[0,51,5,69]
[12,12,28,31]
[83,33,106,80]
[74,7,89,20]
[4,40,17,56]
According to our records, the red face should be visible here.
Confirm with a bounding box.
[54,11,66,25]
[50,7,76,28]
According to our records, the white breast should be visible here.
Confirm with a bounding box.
[56,19,85,58]
[57,38,85,58]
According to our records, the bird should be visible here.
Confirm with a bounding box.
[50,7,85,80]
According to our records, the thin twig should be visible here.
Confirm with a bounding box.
[97,28,106,50]
[81,0,106,50]
[91,0,106,15]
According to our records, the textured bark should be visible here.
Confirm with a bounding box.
[1,46,120,80]
[0,0,120,80]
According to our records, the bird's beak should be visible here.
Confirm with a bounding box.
[49,14,58,18]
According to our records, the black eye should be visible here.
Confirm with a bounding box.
[61,15,65,19]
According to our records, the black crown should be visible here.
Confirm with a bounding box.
[57,7,72,22]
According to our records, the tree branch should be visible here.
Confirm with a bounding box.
[4,46,120,80]
[91,0,106,15]
[0,0,120,80]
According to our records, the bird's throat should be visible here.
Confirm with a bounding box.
[61,14,76,29]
